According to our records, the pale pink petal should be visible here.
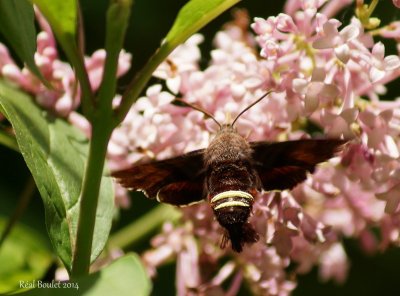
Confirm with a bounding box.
[166,76,181,94]
[305,83,323,113]
[341,107,359,124]
[383,135,399,158]
[251,18,272,35]
[55,94,73,117]
[372,42,385,60]
[313,21,339,49]
[379,109,393,122]
[339,24,359,41]
[272,223,298,257]
[320,84,339,99]
[276,13,297,33]
[369,67,385,83]
[311,67,325,82]
[335,43,351,63]
[383,55,400,71]
[261,40,279,59]
[292,78,308,94]
[116,50,132,77]
[319,243,349,283]
[376,183,400,213]
[358,111,376,128]
[210,262,236,286]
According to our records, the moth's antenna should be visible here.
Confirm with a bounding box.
[231,91,272,126]
[174,98,221,128]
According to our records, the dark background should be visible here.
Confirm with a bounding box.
[1,0,400,295]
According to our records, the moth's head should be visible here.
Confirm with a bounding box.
[219,123,236,133]
[220,112,235,131]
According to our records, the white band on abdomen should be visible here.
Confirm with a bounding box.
[211,190,253,204]
[214,200,250,210]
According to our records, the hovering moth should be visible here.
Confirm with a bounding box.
[113,93,346,252]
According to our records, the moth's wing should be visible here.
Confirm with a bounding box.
[112,149,206,206]
[251,139,346,191]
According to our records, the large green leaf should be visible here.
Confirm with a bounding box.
[0,218,52,294]
[18,254,151,296]
[0,0,47,85]
[0,81,114,272]
[164,0,241,48]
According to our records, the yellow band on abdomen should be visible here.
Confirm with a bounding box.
[214,200,250,210]
[211,190,253,204]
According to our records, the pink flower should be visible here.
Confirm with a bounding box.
[320,107,358,138]
[376,183,400,214]
[358,109,399,157]
[313,19,360,63]
[153,34,202,94]
[368,42,400,82]
[379,22,400,39]
[293,67,339,114]
[319,243,349,283]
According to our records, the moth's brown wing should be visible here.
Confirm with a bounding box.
[251,139,346,191]
[112,149,206,206]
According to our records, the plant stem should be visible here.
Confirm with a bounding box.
[68,43,95,117]
[71,0,132,277]
[108,204,181,250]
[97,0,131,111]
[71,123,112,278]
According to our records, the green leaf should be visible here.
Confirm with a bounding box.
[165,0,241,48]
[0,217,52,294]
[0,81,114,272]
[30,0,77,41]
[18,254,152,296]
[0,0,48,85]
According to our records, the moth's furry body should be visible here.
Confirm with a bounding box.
[204,125,260,251]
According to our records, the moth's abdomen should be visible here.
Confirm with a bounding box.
[206,161,260,252]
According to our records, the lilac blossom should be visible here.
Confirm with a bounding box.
[108,2,400,295]
[0,10,131,120]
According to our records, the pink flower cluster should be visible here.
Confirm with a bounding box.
[0,10,131,123]
[108,1,400,295]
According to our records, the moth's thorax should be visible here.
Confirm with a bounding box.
[204,125,252,165]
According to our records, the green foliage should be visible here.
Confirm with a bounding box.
[0,218,52,294]
[30,0,77,40]
[0,0,47,85]
[0,81,114,273]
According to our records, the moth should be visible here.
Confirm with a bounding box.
[113,93,346,252]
